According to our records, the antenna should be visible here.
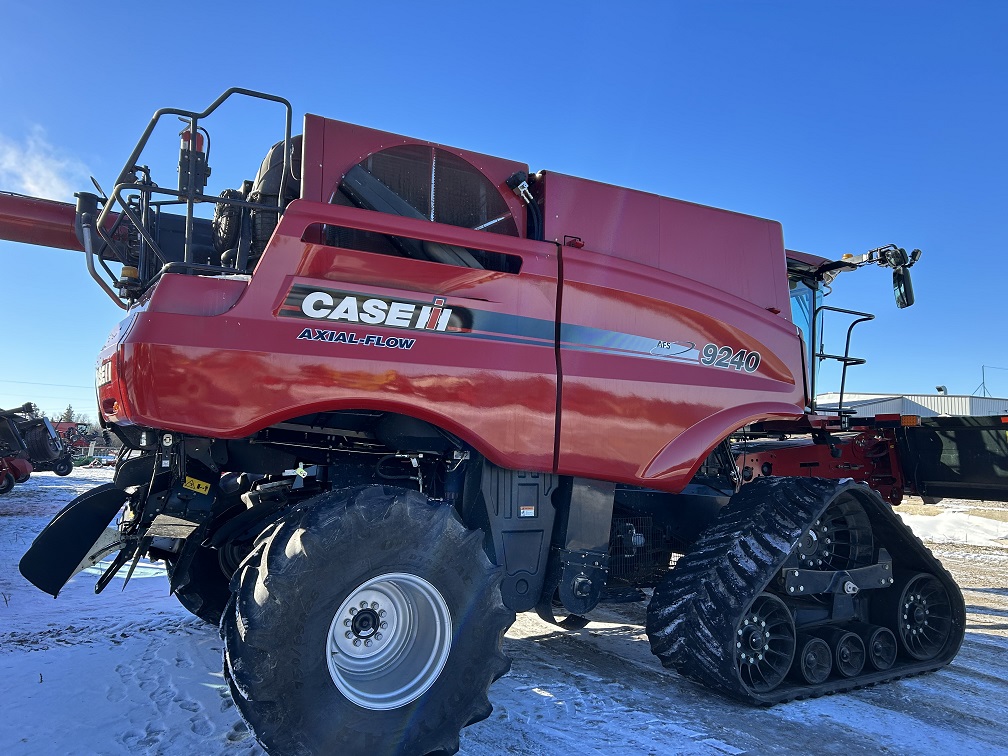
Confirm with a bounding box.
[972,365,1008,397]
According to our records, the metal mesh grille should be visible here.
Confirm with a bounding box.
[432,151,516,235]
[362,144,433,220]
[355,146,517,236]
[608,516,682,586]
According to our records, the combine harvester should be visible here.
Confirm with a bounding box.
[2,89,1006,754]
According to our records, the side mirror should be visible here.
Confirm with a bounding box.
[893,266,915,308]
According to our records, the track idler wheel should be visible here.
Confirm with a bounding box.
[735,593,795,694]
[790,635,832,685]
[851,623,898,671]
[824,630,866,678]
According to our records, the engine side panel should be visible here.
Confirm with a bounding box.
[99,202,560,472]
[555,241,806,490]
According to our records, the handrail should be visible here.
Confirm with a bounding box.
[81,213,126,309]
[87,89,293,308]
[811,304,875,417]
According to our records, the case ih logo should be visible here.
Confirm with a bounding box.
[281,285,465,332]
[95,360,113,387]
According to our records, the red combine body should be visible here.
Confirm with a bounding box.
[85,114,806,490]
[3,89,989,755]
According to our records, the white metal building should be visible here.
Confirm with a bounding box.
[816,392,1008,418]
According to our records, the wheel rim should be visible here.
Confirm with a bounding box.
[735,593,795,693]
[795,636,832,684]
[897,573,953,661]
[217,541,248,578]
[797,494,873,572]
[326,572,452,710]
[833,631,865,677]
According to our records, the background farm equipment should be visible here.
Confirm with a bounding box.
[0,403,66,492]
[51,423,115,470]
[0,455,32,494]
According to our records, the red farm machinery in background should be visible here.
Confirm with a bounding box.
[0,404,70,493]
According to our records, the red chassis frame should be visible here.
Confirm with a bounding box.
[736,421,907,505]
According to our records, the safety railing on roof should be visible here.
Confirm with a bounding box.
[78,88,292,309]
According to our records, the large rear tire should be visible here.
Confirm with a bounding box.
[222,485,513,755]
[0,472,14,495]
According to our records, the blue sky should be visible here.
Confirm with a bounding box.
[1,1,1006,418]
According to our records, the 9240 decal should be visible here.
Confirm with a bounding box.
[700,343,761,373]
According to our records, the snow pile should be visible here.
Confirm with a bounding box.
[898,510,1008,548]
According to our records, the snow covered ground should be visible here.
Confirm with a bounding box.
[2,469,1007,755]
[897,508,1008,548]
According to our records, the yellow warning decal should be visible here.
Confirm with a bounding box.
[183,476,210,496]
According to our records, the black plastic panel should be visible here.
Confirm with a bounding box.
[898,416,1008,501]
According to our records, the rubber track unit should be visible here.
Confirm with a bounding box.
[646,477,966,704]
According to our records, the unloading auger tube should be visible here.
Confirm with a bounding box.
[646,477,965,703]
